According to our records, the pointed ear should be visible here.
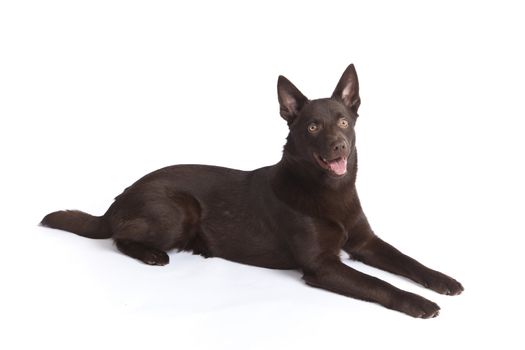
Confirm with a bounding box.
[277,75,308,125]
[332,64,361,115]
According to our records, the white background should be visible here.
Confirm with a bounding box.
[1,0,524,349]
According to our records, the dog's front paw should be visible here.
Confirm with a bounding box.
[422,271,464,296]
[394,292,440,319]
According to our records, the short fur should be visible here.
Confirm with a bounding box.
[42,64,463,318]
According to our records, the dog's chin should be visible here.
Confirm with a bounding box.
[314,153,348,178]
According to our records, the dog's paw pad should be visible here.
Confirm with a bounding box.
[143,251,169,266]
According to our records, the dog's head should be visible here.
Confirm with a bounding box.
[278,64,361,180]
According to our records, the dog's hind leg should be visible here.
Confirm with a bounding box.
[108,192,202,265]
[111,216,174,266]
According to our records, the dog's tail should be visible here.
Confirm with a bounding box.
[41,210,112,239]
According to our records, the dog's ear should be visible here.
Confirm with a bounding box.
[332,64,361,115]
[277,75,308,125]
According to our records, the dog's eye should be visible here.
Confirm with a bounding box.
[308,123,319,133]
[338,118,349,129]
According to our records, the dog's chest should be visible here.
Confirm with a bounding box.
[315,190,361,227]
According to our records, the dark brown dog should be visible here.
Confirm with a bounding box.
[42,64,463,318]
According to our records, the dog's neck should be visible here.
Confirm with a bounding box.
[270,149,358,219]
[276,148,358,191]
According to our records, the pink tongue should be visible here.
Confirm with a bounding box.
[328,158,347,175]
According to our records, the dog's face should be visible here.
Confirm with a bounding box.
[278,64,361,179]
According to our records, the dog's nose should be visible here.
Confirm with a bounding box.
[332,140,347,153]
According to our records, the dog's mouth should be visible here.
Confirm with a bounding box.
[314,153,348,177]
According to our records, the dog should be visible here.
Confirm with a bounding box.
[42,64,463,318]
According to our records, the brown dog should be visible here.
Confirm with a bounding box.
[42,64,463,317]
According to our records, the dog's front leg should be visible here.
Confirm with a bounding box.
[302,257,440,318]
[344,219,464,295]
